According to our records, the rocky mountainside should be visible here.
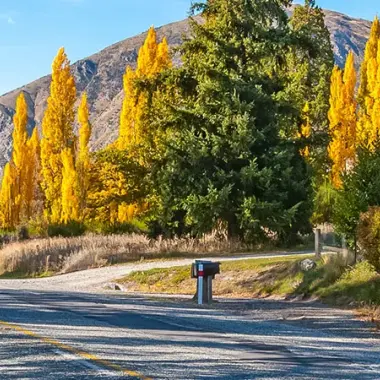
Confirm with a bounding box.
[0,8,372,167]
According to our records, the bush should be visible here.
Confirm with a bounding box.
[333,148,380,246]
[27,218,48,238]
[17,226,30,241]
[311,180,338,225]
[357,207,380,272]
[47,221,86,238]
[85,220,145,235]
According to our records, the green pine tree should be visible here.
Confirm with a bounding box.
[148,0,315,243]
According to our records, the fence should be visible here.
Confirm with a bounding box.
[314,224,356,264]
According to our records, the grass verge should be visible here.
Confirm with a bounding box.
[118,255,380,324]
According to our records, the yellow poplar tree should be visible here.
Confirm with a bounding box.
[25,128,41,220]
[342,51,357,165]
[328,52,357,188]
[11,92,29,224]
[136,26,158,78]
[77,92,92,220]
[118,27,171,151]
[117,27,171,223]
[41,47,76,223]
[371,45,380,145]
[118,67,137,149]
[357,17,380,148]
[61,148,79,224]
[154,37,172,73]
[0,163,16,228]
[328,66,345,188]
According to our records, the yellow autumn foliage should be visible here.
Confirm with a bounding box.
[0,163,16,228]
[77,92,92,220]
[298,102,311,157]
[41,47,76,223]
[328,51,357,188]
[24,128,41,220]
[61,148,79,224]
[11,92,29,224]
[118,27,171,152]
[357,17,380,149]
[117,27,172,223]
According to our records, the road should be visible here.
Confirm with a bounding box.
[0,252,379,379]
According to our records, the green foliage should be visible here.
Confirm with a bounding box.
[357,207,380,272]
[290,0,334,127]
[312,179,338,225]
[319,261,380,305]
[147,0,323,243]
[296,255,347,295]
[333,148,380,245]
[289,0,334,174]
[47,221,86,238]
[27,218,48,238]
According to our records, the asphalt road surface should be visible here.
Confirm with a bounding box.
[0,254,379,379]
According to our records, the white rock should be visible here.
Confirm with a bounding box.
[300,259,317,272]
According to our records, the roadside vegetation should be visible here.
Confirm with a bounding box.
[118,255,380,324]
[0,0,333,247]
[0,232,311,278]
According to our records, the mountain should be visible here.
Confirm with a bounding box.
[0,8,372,168]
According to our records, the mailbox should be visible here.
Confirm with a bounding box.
[192,260,221,304]
[191,261,220,278]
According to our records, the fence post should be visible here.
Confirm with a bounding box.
[341,236,354,265]
[315,228,321,259]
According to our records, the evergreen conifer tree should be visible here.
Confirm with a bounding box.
[149,0,317,242]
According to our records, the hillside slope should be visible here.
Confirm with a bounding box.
[0,9,371,167]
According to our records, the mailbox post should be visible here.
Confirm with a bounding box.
[197,262,204,305]
[191,260,220,304]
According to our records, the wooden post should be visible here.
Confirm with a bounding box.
[342,236,354,265]
[315,228,321,259]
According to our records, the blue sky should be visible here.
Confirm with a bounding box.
[0,0,379,95]
[295,0,379,20]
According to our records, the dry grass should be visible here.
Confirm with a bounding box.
[0,233,255,277]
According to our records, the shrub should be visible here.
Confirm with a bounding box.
[338,260,378,283]
[311,180,338,225]
[47,221,86,238]
[333,148,380,246]
[27,218,48,238]
[85,220,145,235]
[17,226,30,241]
[357,207,380,272]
